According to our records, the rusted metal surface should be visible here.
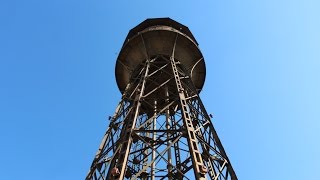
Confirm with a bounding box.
[115,18,205,94]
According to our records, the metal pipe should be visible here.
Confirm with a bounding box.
[151,100,157,180]
[165,86,173,179]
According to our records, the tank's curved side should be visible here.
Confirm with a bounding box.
[115,18,206,94]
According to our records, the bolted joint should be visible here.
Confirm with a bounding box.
[199,165,208,175]
[111,167,120,177]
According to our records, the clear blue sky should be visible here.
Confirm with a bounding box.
[1,0,319,179]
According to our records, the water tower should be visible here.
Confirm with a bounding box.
[86,18,237,180]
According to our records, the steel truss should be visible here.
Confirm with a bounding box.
[86,34,237,180]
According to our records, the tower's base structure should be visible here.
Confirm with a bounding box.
[86,18,237,180]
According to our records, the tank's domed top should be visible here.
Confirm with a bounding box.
[115,18,206,93]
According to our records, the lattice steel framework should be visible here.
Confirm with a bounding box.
[86,18,237,180]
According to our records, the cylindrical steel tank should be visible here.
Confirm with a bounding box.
[115,18,206,94]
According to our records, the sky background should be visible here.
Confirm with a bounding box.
[1,0,319,179]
